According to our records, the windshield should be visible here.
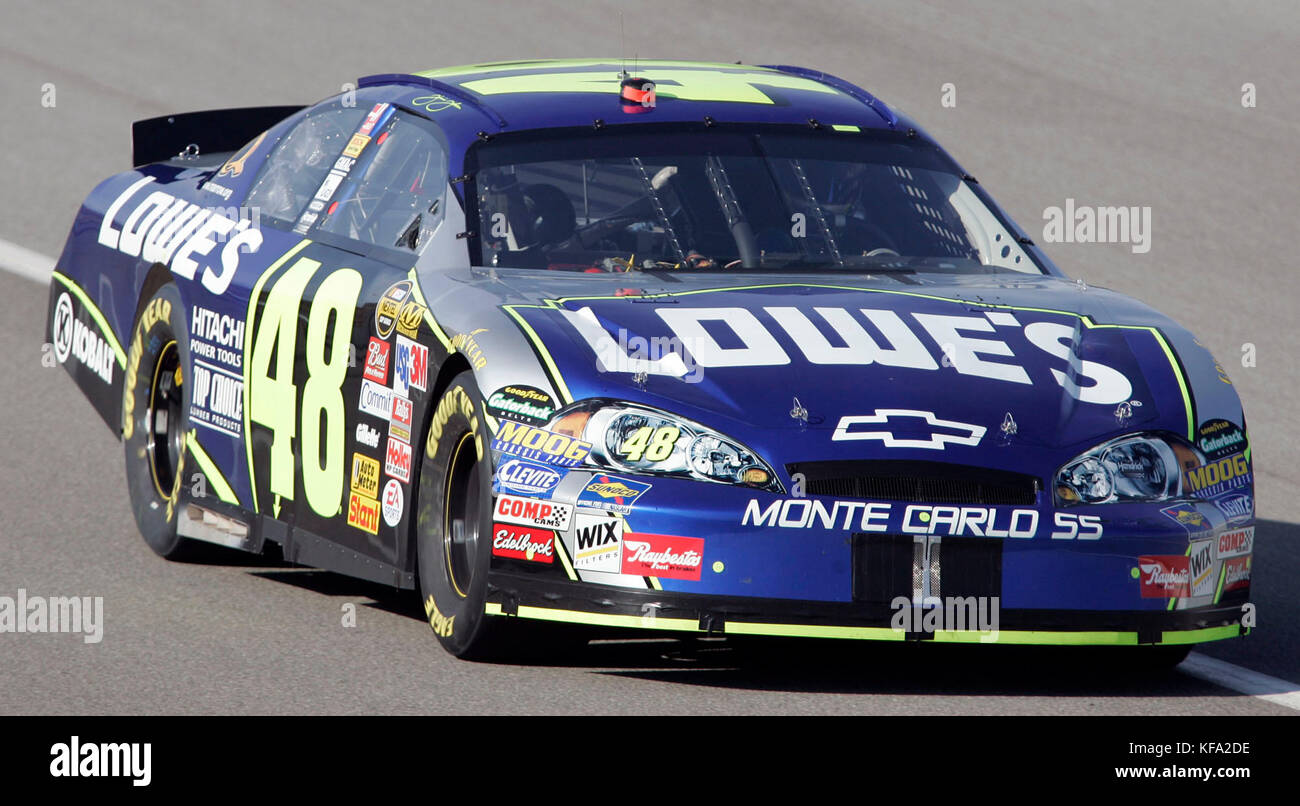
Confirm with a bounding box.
[467,128,1040,274]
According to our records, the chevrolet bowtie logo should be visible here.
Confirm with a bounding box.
[832,409,986,449]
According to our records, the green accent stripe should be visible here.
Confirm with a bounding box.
[50,271,127,368]
[1213,563,1227,604]
[485,603,1243,646]
[185,430,239,505]
[725,622,904,641]
[831,124,861,132]
[503,282,1195,429]
[1159,624,1241,645]
[242,239,312,514]
[501,304,573,404]
[934,629,1135,645]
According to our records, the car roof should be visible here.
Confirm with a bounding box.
[358,59,900,136]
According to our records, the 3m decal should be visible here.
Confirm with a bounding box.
[621,533,704,580]
[494,494,572,531]
[491,523,555,563]
[245,257,363,516]
[393,335,427,394]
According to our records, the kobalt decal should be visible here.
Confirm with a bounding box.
[355,423,380,448]
[358,379,393,420]
[381,478,403,527]
[393,335,427,394]
[64,307,114,384]
[98,176,263,295]
[491,523,555,563]
[563,304,1134,405]
[51,293,74,363]
[363,338,390,384]
[742,499,1037,537]
[494,458,562,497]
[575,474,651,514]
[385,437,412,483]
[491,421,592,467]
[191,359,243,437]
[572,512,623,572]
[1138,556,1190,598]
[1216,527,1253,559]
[1223,556,1251,591]
[347,492,380,535]
[1189,538,1216,597]
[621,533,704,580]
[389,394,413,443]
[494,494,573,530]
[350,453,380,499]
[832,409,985,450]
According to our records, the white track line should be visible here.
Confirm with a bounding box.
[0,237,54,284]
[2,236,1298,711]
[1183,652,1300,712]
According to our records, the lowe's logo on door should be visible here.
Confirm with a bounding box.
[494,458,564,497]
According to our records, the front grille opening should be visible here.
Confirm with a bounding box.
[789,460,1040,506]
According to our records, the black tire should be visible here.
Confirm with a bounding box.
[414,371,504,658]
[122,282,195,560]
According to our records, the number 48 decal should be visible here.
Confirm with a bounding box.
[245,254,362,517]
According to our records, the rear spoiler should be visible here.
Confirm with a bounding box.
[131,105,304,167]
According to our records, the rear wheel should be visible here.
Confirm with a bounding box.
[122,283,195,559]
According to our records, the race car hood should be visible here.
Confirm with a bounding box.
[471,267,1231,475]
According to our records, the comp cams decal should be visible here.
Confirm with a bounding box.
[494,494,573,531]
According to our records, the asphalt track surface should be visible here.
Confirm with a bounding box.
[1,0,1297,715]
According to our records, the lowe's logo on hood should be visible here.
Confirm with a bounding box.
[559,301,1134,405]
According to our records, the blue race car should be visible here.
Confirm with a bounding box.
[47,60,1253,662]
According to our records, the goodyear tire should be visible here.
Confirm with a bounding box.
[415,371,502,658]
[122,283,195,559]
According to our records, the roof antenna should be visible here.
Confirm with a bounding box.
[619,13,627,79]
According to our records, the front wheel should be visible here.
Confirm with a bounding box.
[414,372,501,658]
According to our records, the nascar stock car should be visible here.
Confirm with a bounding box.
[46,60,1254,662]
